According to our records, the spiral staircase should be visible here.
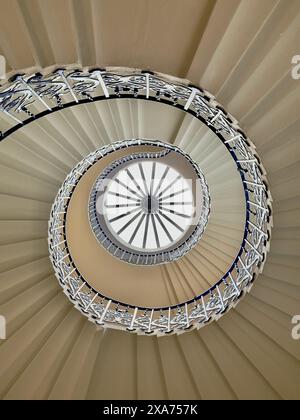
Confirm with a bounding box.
[0,0,299,400]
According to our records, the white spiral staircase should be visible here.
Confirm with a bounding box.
[0,0,299,400]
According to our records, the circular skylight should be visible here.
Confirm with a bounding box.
[88,140,210,265]
[103,161,195,251]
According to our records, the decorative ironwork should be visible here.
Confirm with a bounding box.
[0,67,272,335]
[87,140,210,265]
